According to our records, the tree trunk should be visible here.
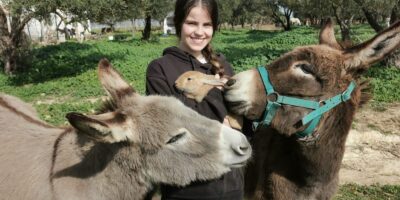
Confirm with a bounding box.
[390,0,400,24]
[284,13,292,31]
[131,19,136,36]
[361,8,383,32]
[332,4,353,45]
[0,5,16,74]
[1,5,33,74]
[354,0,384,32]
[271,11,287,31]
[383,1,400,68]
[383,49,400,68]
[339,21,352,47]
[55,11,70,40]
[3,46,17,74]
[274,8,292,31]
[142,15,151,40]
[39,20,44,42]
[357,0,400,68]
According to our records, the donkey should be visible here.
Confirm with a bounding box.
[0,59,252,200]
[224,19,400,199]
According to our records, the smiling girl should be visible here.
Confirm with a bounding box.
[145,0,244,199]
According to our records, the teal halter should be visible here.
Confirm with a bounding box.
[253,66,356,138]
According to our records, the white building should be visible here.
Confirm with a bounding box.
[163,12,175,35]
[91,18,161,31]
[24,10,91,43]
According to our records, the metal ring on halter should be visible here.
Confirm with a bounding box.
[267,92,279,102]
[341,91,350,102]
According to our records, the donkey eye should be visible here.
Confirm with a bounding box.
[167,132,186,144]
[296,64,313,75]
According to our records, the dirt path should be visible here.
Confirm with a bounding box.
[339,102,400,185]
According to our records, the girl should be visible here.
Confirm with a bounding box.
[145,0,244,199]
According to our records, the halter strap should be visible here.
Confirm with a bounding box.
[254,66,356,138]
[301,82,356,125]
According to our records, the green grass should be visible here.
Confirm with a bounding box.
[0,25,399,126]
[0,25,399,199]
[335,184,400,200]
[215,27,319,71]
[365,66,400,103]
[0,25,398,126]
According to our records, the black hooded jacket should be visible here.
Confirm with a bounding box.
[146,46,243,200]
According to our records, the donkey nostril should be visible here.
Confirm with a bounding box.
[235,145,249,155]
[240,146,248,152]
[226,79,236,87]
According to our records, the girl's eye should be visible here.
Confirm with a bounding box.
[167,132,186,144]
[296,64,313,75]
[186,21,196,25]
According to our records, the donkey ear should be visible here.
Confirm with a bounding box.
[344,21,400,71]
[98,59,137,105]
[66,112,137,143]
[319,18,342,50]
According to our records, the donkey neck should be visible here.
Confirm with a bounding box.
[51,128,150,200]
[297,101,356,182]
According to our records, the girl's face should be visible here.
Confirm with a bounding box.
[179,6,213,58]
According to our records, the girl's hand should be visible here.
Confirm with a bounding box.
[224,114,243,130]
[215,74,228,90]
[223,117,231,127]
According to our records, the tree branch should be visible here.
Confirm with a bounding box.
[14,12,36,37]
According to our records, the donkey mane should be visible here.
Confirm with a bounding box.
[96,98,119,114]
[0,95,54,129]
[356,79,372,108]
[49,128,73,186]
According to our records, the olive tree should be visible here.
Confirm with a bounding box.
[0,0,52,74]
[264,0,304,31]
[141,0,172,40]
[353,0,400,68]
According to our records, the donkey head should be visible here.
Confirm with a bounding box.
[225,20,400,135]
[66,59,252,186]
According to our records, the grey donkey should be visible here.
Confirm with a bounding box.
[0,59,252,200]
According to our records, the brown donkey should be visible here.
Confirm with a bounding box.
[0,59,252,200]
[224,20,400,200]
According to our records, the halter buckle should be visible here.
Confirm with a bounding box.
[267,92,279,102]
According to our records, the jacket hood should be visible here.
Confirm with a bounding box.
[163,46,191,62]
[163,46,212,72]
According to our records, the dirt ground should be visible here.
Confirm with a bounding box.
[339,102,400,185]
